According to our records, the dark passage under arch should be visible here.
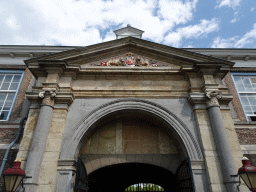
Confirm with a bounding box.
[87,163,177,192]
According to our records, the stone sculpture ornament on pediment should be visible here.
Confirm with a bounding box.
[90,52,160,67]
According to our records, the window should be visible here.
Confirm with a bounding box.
[0,71,24,121]
[232,73,256,121]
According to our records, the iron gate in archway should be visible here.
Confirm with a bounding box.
[124,183,165,191]
[175,158,195,192]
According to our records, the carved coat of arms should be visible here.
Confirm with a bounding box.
[125,52,136,66]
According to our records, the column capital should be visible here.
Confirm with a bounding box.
[205,90,222,108]
[38,89,56,107]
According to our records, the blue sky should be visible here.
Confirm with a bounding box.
[0,0,255,48]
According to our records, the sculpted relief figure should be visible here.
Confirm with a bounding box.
[97,53,158,67]
[136,57,149,67]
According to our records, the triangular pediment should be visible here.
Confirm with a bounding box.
[24,37,234,77]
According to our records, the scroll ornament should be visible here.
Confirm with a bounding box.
[38,90,56,107]
[205,91,222,108]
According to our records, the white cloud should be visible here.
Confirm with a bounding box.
[0,0,198,45]
[211,23,256,48]
[6,15,20,30]
[231,11,239,23]
[164,18,220,47]
[216,0,242,9]
[251,7,255,12]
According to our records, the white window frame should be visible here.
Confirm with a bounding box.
[231,73,256,121]
[0,70,24,121]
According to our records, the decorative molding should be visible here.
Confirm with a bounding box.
[205,91,222,108]
[38,89,56,107]
[188,92,232,109]
[38,89,56,99]
[26,91,74,106]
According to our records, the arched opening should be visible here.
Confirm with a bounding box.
[58,99,201,192]
[88,163,177,192]
[74,110,195,191]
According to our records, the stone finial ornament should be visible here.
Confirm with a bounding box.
[38,89,56,107]
[205,91,222,108]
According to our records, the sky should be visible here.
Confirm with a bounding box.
[0,0,255,48]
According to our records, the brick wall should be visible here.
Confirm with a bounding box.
[236,129,256,145]
[0,128,19,144]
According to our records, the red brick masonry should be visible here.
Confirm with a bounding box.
[236,128,256,145]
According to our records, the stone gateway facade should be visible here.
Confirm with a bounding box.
[1,26,256,192]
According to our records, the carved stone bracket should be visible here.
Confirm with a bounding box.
[205,91,222,108]
[38,89,56,107]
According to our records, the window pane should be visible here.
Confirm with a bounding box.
[0,93,7,102]
[244,106,252,114]
[13,75,21,82]
[4,75,13,83]
[251,107,256,115]
[3,102,12,110]
[0,102,3,110]
[0,111,9,120]
[243,78,250,85]
[234,76,242,84]
[237,84,245,92]
[1,83,10,90]
[9,83,18,90]
[241,96,250,105]
[252,84,256,91]
[245,84,253,92]
[0,75,4,83]
[248,97,256,105]
[6,93,15,101]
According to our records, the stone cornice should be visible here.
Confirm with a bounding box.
[26,91,74,106]
[184,48,256,61]
[188,92,233,108]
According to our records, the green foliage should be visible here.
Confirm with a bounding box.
[124,183,164,191]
